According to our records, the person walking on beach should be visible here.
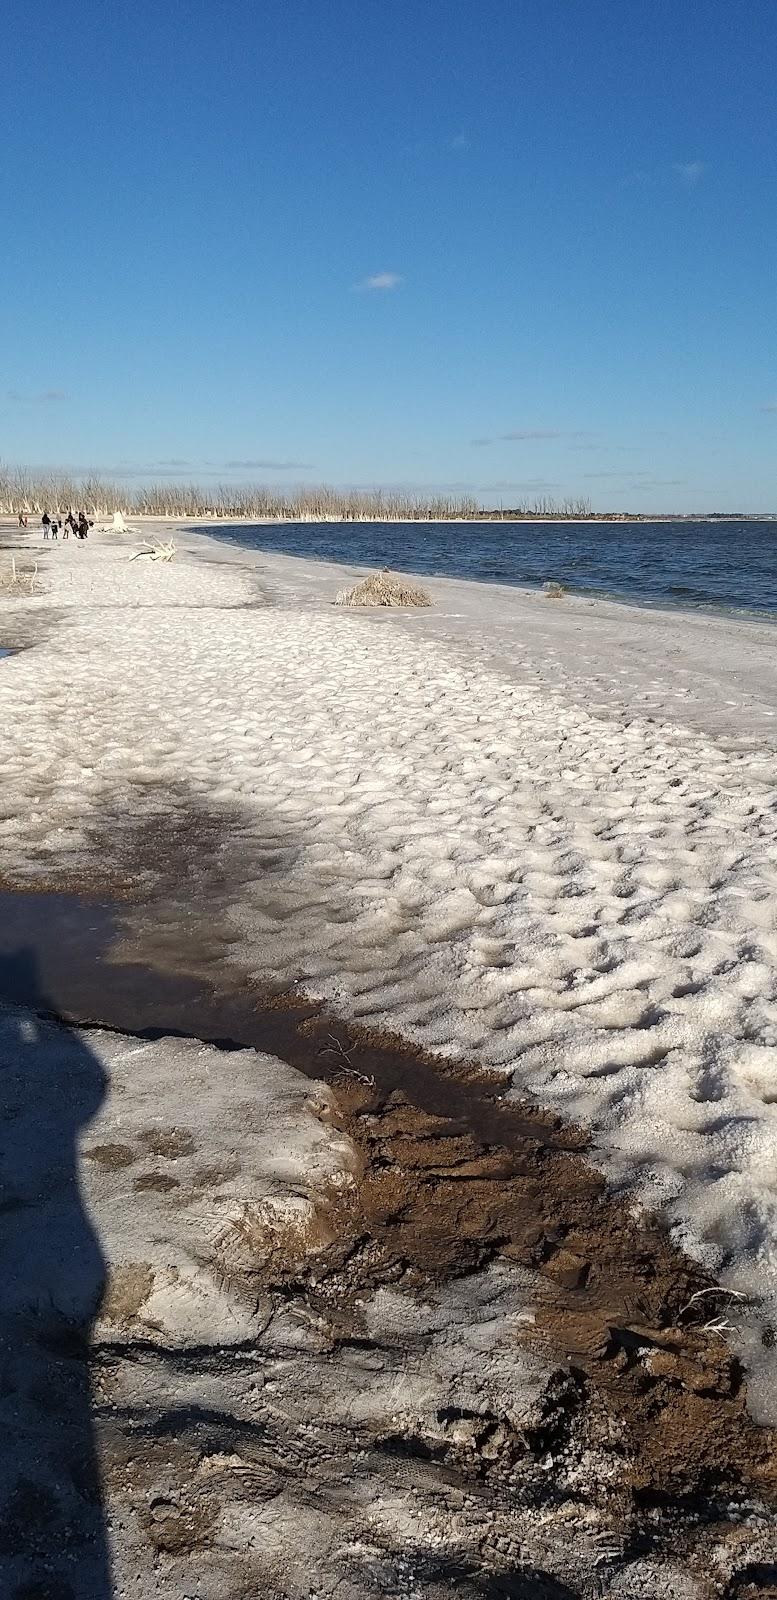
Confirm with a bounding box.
[17,512,27,528]
[41,512,50,539]
[51,518,58,540]
[77,511,89,540]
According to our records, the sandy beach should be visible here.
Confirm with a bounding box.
[0,519,776,1597]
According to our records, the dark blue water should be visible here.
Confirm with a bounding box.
[201,519,777,617]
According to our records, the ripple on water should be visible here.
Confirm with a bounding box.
[198,517,777,616]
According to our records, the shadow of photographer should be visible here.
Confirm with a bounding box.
[0,949,111,1599]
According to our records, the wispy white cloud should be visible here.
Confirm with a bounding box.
[487,478,561,490]
[7,387,67,404]
[502,428,590,441]
[448,132,471,151]
[28,461,191,479]
[355,272,403,292]
[475,428,592,445]
[760,401,777,413]
[93,462,196,479]
[673,160,705,185]
[224,458,312,470]
[584,469,687,487]
[48,457,313,480]
[629,478,687,490]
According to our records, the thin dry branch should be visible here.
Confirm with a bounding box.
[129,540,177,563]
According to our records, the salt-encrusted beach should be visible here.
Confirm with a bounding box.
[1,521,776,1597]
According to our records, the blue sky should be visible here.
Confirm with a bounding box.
[2,0,777,510]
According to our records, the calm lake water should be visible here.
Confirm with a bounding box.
[203,519,777,617]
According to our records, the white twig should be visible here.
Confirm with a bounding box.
[679,1286,749,1320]
[129,539,177,563]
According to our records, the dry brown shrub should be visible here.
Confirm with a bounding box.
[335,569,432,607]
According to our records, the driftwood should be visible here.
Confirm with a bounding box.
[129,540,177,563]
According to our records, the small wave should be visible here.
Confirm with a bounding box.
[207,519,777,616]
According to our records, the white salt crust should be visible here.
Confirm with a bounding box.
[1,530,776,1415]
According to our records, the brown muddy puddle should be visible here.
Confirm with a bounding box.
[2,884,777,1559]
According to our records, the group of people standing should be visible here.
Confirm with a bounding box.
[37,510,91,541]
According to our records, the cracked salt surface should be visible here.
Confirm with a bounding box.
[0,530,776,1424]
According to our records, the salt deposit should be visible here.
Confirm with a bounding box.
[0,526,776,1421]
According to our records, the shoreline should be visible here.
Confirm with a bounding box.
[188,516,777,626]
[9,510,777,523]
[183,518,777,630]
[172,522,777,746]
[0,523,775,1593]
[152,509,777,524]
[7,513,774,626]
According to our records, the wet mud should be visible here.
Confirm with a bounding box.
[1,880,777,1588]
[297,1071,777,1512]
